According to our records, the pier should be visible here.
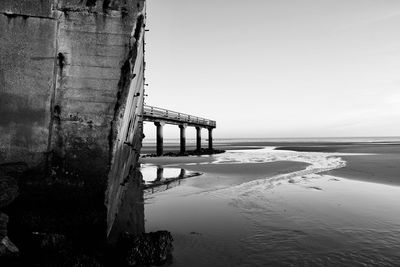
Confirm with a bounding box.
[143,105,217,156]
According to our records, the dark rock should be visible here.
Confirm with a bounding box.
[0,236,19,257]
[0,174,19,208]
[0,213,8,239]
[0,162,28,179]
[32,232,67,252]
[0,213,18,258]
[120,231,173,266]
[69,254,103,267]
[28,233,104,267]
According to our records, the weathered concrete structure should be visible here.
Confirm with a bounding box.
[0,0,146,242]
[143,105,216,156]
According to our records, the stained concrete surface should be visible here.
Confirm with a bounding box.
[0,1,147,264]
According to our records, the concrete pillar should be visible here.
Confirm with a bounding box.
[155,122,164,156]
[179,124,187,154]
[196,127,201,151]
[208,128,213,150]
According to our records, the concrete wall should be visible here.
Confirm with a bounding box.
[0,0,146,241]
[105,15,146,236]
[0,5,56,165]
[0,0,55,17]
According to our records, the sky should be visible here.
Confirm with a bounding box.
[143,0,400,139]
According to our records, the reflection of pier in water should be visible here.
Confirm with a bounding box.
[108,165,201,241]
[141,165,202,195]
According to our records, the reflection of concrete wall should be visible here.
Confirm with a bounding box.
[0,0,146,241]
[108,169,145,243]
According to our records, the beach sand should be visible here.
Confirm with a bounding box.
[145,175,400,266]
[276,143,400,186]
[142,159,309,191]
[326,154,400,186]
[141,143,400,266]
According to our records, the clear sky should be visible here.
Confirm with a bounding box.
[143,0,400,139]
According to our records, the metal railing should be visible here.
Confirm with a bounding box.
[143,105,216,127]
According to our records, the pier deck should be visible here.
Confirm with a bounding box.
[143,105,216,128]
[143,105,216,155]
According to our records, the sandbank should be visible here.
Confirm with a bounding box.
[140,155,214,166]
[276,143,400,186]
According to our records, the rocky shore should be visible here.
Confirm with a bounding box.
[0,163,22,260]
[0,163,173,266]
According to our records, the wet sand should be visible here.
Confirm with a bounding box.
[146,175,400,266]
[143,144,400,266]
[174,161,310,190]
[276,143,400,186]
[176,162,309,178]
[141,142,265,155]
[326,154,400,187]
[142,141,400,187]
[141,155,309,191]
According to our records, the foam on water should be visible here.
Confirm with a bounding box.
[210,147,352,191]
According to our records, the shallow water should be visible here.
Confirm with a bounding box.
[141,165,188,184]
[144,148,400,266]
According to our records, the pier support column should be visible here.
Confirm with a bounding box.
[155,122,165,156]
[179,124,187,154]
[196,127,201,151]
[208,128,213,150]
